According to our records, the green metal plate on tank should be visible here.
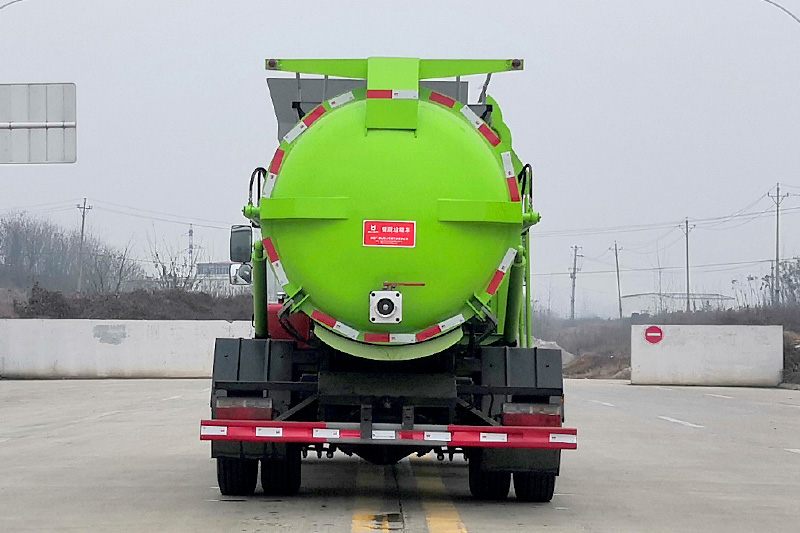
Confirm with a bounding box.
[261,87,521,339]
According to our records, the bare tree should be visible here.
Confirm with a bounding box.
[0,212,144,293]
[147,233,201,291]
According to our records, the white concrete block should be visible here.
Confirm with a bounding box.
[631,325,783,386]
[0,320,253,378]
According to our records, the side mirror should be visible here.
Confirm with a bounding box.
[230,263,252,285]
[230,225,253,263]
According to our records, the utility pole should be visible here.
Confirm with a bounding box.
[76,197,92,293]
[188,223,194,273]
[610,241,623,320]
[768,183,788,306]
[680,218,694,313]
[569,245,582,320]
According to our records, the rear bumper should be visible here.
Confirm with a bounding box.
[200,420,577,450]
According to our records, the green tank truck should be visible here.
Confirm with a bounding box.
[201,57,576,502]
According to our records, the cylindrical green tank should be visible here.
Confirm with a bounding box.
[251,58,536,359]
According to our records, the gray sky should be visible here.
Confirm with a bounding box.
[2,0,800,317]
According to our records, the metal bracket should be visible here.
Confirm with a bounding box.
[276,394,319,421]
[402,405,415,430]
[360,404,373,438]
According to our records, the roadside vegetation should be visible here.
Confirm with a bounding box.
[539,308,800,384]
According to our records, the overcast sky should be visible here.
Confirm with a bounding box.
[2,0,800,317]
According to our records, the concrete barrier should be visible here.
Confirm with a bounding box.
[631,325,783,386]
[0,319,253,378]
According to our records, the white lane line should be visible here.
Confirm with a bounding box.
[0,438,10,444]
[658,416,705,428]
[655,386,673,391]
[706,393,733,399]
[161,395,183,401]
[590,400,616,407]
[785,449,800,455]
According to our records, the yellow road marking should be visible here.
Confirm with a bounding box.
[412,457,468,533]
[351,462,399,532]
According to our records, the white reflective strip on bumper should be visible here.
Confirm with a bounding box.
[283,122,307,144]
[392,89,418,100]
[255,427,283,438]
[271,260,289,286]
[459,105,483,128]
[371,430,396,440]
[390,334,416,344]
[334,321,359,340]
[328,91,355,108]
[312,428,340,439]
[424,431,452,442]
[480,432,508,443]
[438,314,465,331]
[201,426,227,436]
[501,151,514,178]
[549,434,577,444]
[498,248,517,273]
[262,173,278,199]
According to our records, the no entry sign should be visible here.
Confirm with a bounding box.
[645,326,663,344]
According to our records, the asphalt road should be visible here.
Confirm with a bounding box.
[1,379,798,532]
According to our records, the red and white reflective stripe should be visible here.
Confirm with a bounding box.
[501,151,521,202]
[262,238,289,287]
[328,91,354,108]
[269,149,285,175]
[263,148,286,199]
[263,172,278,199]
[487,248,518,296]
[459,105,501,147]
[460,105,483,128]
[200,420,578,450]
[366,89,418,100]
[439,313,465,332]
[429,91,456,108]
[364,314,464,345]
[311,310,359,340]
[364,333,390,343]
[283,105,326,144]
[416,313,464,342]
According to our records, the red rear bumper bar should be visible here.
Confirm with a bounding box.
[200,420,577,450]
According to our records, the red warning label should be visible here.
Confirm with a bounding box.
[363,220,416,248]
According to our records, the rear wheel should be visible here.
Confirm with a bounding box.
[261,444,302,495]
[513,472,556,502]
[468,454,510,500]
[216,457,258,496]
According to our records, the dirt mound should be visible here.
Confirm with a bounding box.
[563,352,630,379]
[784,330,800,384]
[12,286,253,320]
[0,288,24,318]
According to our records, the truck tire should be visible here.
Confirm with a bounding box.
[513,472,555,502]
[468,455,510,500]
[261,444,302,495]
[216,457,258,496]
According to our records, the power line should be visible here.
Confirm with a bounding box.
[92,199,234,226]
[533,258,775,277]
[92,206,231,230]
[758,0,800,25]
[533,203,800,239]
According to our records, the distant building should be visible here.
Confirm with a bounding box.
[621,292,734,316]
[196,261,277,299]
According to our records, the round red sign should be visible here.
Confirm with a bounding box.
[645,326,663,344]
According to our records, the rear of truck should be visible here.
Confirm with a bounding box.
[200,58,576,502]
